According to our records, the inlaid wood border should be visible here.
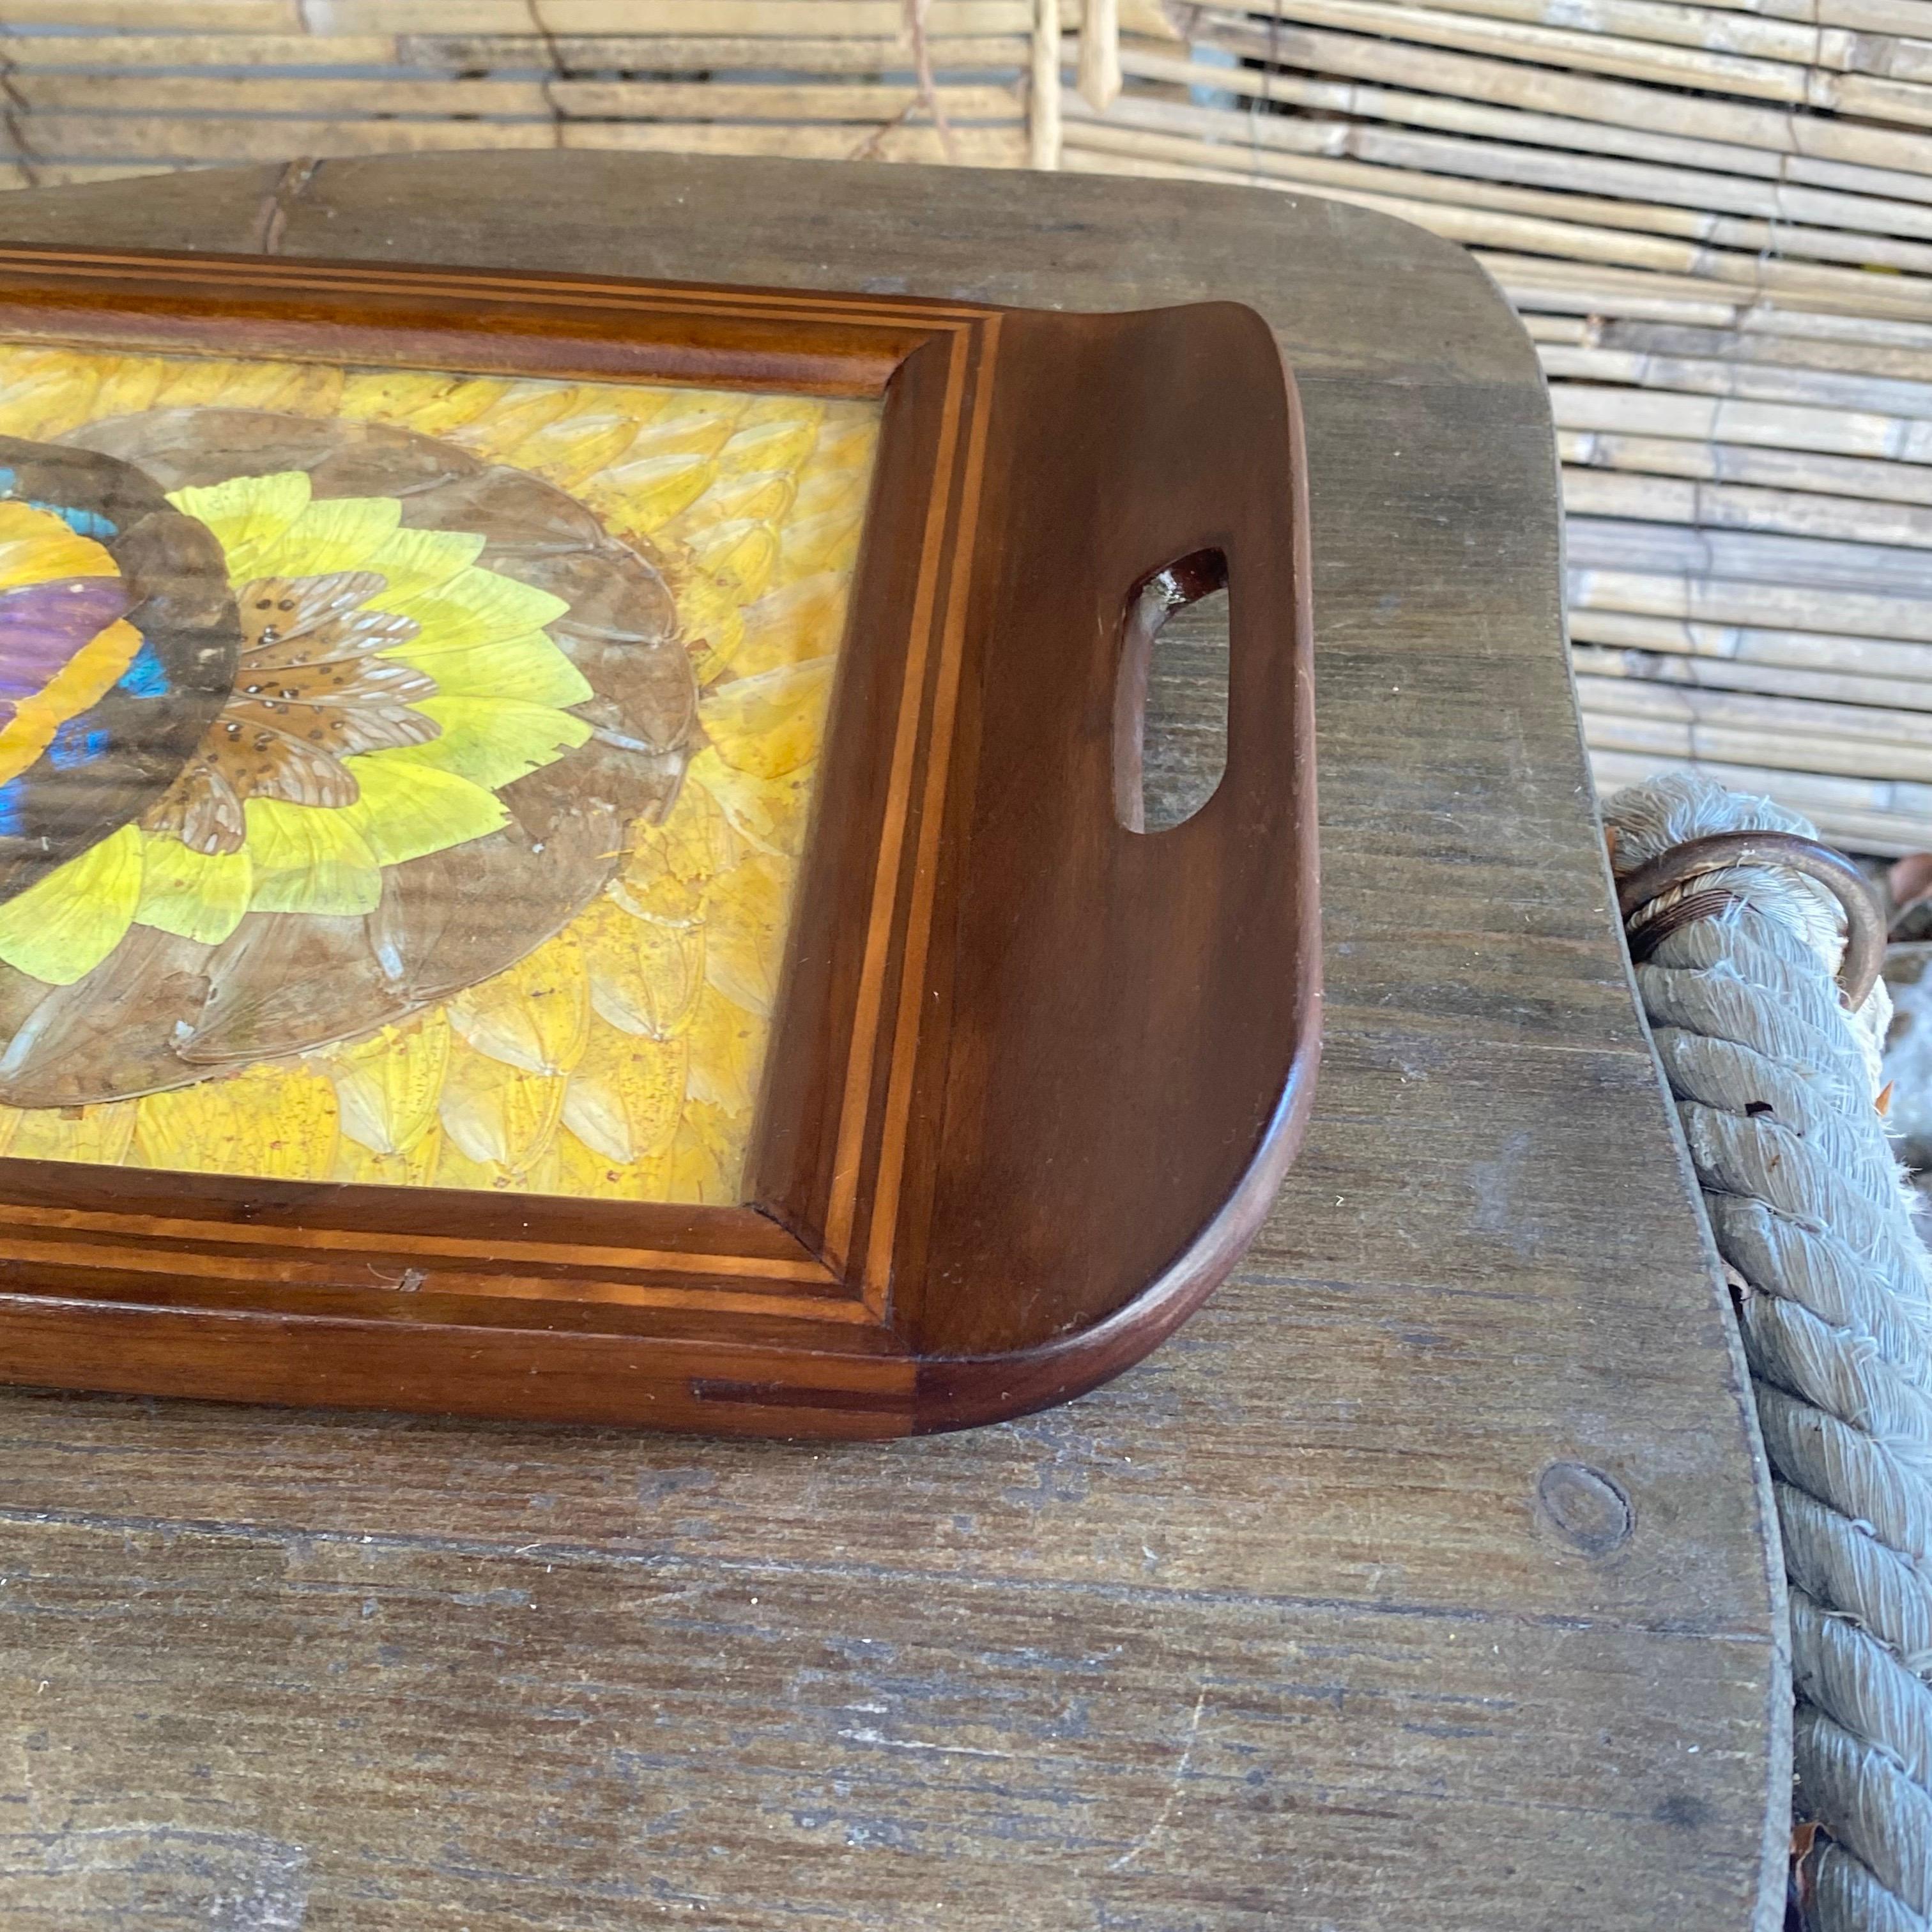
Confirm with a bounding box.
[0,243,992,1327]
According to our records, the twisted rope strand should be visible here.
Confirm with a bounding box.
[1606,772,1932,1932]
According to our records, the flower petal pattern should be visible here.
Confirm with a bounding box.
[0,346,881,1204]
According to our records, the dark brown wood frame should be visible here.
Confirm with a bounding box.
[0,243,1319,1438]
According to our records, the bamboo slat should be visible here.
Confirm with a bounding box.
[1064,118,1932,318]
[1594,316,1932,379]
[1096,67,1932,228]
[1195,12,1932,174]
[1568,567,1932,649]
[1069,89,1932,251]
[1540,341,1932,415]
[1577,671,1932,754]
[1566,516,1932,596]
[1579,705,1932,786]
[1572,641,1932,713]
[1556,429,1932,507]
[8,73,554,114]
[308,3,1041,33]
[1560,466,1932,546]
[564,120,1029,164]
[553,81,1023,122]
[1032,0,1061,167]
[0,33,401,64]
[397,33,1034,70]
[1547,381,1932,461]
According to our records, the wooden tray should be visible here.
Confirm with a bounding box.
[0,243,1317,1437]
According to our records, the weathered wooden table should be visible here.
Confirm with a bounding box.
[0,154,1782,1931]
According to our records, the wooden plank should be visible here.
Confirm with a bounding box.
[0,151,1783,1931]
[0,1509,1779,1930]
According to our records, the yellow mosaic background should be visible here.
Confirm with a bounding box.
[0,346,879,1204]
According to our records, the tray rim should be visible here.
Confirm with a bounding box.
[0,239,993,1333]
[0,241,1320,1436]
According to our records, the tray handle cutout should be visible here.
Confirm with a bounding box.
[1112,547,1230,834]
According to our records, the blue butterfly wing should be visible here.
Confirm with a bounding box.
[0,576,134,705]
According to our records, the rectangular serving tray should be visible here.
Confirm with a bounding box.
[0,243,1317,1437]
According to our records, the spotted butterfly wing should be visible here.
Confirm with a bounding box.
[147,571,438,854]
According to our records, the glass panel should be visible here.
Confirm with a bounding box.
[0,342,880,1204]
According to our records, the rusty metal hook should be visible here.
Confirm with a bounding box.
[1616,829,1886,1011]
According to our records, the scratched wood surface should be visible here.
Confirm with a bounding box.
[0,154,1784,1931]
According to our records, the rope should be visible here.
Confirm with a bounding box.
[1605,772,1932,1931]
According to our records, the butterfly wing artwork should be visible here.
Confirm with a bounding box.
[0,358,879,1204]
[0,410,698,1105]
[0,577,135,710]
[148,570,438,855]
[0,435,240,904]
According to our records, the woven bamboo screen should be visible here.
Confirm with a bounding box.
[0,0,1928,851]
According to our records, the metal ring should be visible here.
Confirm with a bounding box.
[1616,829,1886,1011]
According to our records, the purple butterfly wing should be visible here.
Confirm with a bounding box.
[0,576,134,704]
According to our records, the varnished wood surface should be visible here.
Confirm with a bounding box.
[0,255,1315,1430]
[0,155,1782,1931]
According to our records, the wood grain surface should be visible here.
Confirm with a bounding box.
[0,153,1785,1931]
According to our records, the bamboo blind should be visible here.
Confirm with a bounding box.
[0,0,1927,848]
[1070,1,1932,854]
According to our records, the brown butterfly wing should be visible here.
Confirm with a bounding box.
[147,574,438,833]
[146,756,248,857]
[238,571,414,669]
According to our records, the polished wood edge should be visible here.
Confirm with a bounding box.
[909,342,1322,1429]
[0,1008,1313,1443]
[909,1018,1321,1435]
[0,240,1002,325]
[811,323,990,1285]
[855,312,1000,1305]
[0,1297,917,1441]
[0,240,995,399]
